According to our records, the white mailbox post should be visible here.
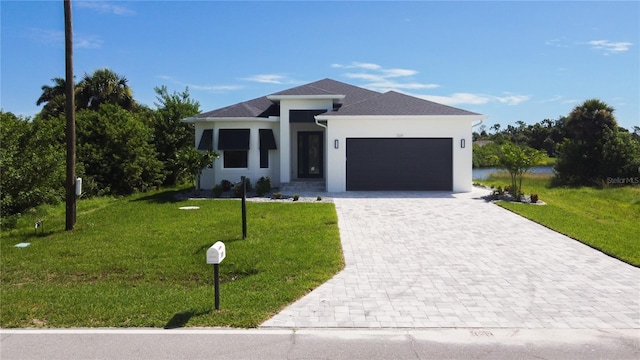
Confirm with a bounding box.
[207,241,226,309]
[207,241,226,264]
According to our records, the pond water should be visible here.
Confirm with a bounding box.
[472,166,554,180]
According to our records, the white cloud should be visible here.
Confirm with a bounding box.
[335,61,437,93]
[383,68,417,78]
[188,84,244,92]
[334,62,414,77]
[28,28,62,44]
[494,93,529,106]
[333,61,528,107]
[365,81,439,91]
[76,1,135,16]
[157,75,243,92]
[343,72,383,81]
[538,95,564,103]
[545,38,569,48]
[242,74,291,84]
[417,92,529,106]
[418,93,493,106]
[75,34,104,49]
[587,40,632,54]
[27,28,102,49]
[332,62,381,70]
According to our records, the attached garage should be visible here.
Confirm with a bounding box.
[346,138,453,191]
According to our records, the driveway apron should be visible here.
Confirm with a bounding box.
[261,188,640,329]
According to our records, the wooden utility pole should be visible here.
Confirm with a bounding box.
[64,0,76,230]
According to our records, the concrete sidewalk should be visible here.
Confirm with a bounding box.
[2,328,638,360]
[261,188,640,329]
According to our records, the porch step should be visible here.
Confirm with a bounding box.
[278,180,326,194]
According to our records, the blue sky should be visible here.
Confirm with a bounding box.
[2,1,639,131]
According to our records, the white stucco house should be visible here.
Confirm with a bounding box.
[183,79,486,192]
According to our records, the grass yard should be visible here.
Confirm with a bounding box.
[479,173,640,267]
[0,188,344,328]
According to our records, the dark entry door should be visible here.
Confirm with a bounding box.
[298,132,323,178]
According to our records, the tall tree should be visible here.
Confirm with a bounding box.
[37,77,68,119]
[76,104,164,195]
[633,126,640,142]
[0,112,66,224]
[564,99,617,144]
[554,99,638,185]
[36,77,66,105]
[151,86,199,185]
[76,68,135,111]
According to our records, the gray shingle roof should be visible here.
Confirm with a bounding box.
[195,78,481,119]
[321,91,481,116]
[271,78,380,107]
[196,95,278,118]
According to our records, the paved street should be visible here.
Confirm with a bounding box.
[262,188,640,329]
[2,328,638,360]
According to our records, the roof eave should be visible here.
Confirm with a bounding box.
[182,116,280,123]
[315,114,488,121]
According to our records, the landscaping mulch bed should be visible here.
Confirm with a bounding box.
[175,189,332,203]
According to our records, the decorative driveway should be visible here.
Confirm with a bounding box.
[261,188,639,329]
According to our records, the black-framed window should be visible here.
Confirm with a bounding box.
[259,129,277,169]
[224,151,248,168]
[197,129,213,151]
[218,129,250,169]
[218,129,250,151]
[260,150,269,168]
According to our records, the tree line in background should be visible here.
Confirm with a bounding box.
[473,98,640,188]
[2,68,639,225]
[1,68,215,226]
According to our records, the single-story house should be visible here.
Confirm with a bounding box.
[183,78,486,192]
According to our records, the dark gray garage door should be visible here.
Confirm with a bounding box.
[346,138,452,191]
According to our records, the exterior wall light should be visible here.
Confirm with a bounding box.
[334,139,339,149]
[461,139,466,148]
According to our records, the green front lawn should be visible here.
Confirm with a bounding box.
[480,173,640,266]
[0,188,344,328]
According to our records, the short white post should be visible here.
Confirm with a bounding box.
[206,241,226,310]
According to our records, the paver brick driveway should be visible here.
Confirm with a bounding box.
[261,188,639,329]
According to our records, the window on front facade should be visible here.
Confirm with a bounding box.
[218,129,250,168]
[260,149,269,168]
[224,151,248,168]
[259,129,277,169]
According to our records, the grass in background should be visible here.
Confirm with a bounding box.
[479,173,640,266]
[1,188,344,328]
[540,155,556,166]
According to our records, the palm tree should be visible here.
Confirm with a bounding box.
[36,77,66,106]
[36,77,68,119]
[555,99,619,184]
[76,68,135,111]
[565,99,617,143]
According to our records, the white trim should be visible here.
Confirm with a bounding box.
[183,117,279,123]
[315,114,488,122]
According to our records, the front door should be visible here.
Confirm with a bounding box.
[297,131,323,178]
